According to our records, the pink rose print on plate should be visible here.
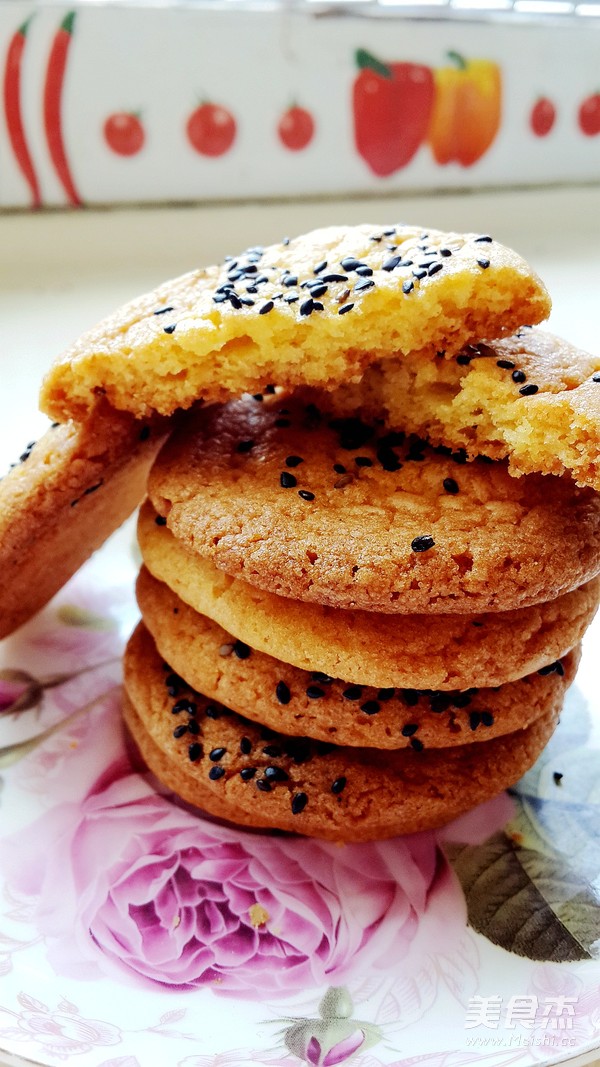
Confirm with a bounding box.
[1,696,451,998]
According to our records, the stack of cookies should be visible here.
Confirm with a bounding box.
[10,224,600,841]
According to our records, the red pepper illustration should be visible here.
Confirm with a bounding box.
[352,49,435,177]
[3,17,41,208]
[43,11,82,206]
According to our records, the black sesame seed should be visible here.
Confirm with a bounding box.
[209,747,226,762]
[264,384,276,394]
[155,514,167,526]
[187,719,200,735]
[205,704,221,719]
[139,425,151,441]
[240,767,256,780]
[322,273,348,283]
[402,280,414,294]
[306,685,325,700]
[256,778,272,792]
[355,265,373,277]
[209,766,225,780]
[300,298,315,316]
[173,724,188,738]
[469,712,482,731]
[259,301,274,315]
[519,384,539,396]
[253,393,263,401]
[402,689,419,707]
[264,765,289,782]
[474,235,493,243]
[477,258,490,270]
[412,269,427,280]
[553,771,563,785]
[154,306,174,315]
[240,736,252,754]
[481,711,495,727]
[340,256,361,271]
[443,477,459,495]
[360,700,380,716]
[228,294,242,310]
[333,463,347,474]
[338,303,354,315]
[247,286,258,294]
[286,455,304,467]
[314,260,328,274]
[378,688,395,702]
[430,692,452,713]
[188,742,202,762]
[331,777,347,794]
[237,440,254,453]
[428,262,444,277]
[452,692,472,708]
[263,744,283,757]
[311,301,324,312]
[496,359,515,370]
[276,681,291,705]
[355,456,373,467]
[382,255,402,272]
[354,278,375,292]
[377,446,402,472]
[309,283,327,299]
[451,449,468,465]
[411,535,435,553]
[298,490,315,501]
[280,471,297,488]
[593,374,600,383]
[233,641,251,660]
[178,698,197,715]
[410,737,424,752]
[343,685,363,701]
[283,274,298,287]
[291,792,308,814]
[456,355,471,366]
[538,661,564,677]
[440,248,452,257]
[163,323,177,334]
[401,723,419,737]
[311,672,334,684]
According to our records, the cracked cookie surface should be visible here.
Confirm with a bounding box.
[40,224,549,422]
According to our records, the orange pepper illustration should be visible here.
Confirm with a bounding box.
[428,52,502,167]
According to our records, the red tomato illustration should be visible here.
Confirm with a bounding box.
[187,103,236,157]
[103,112,145,156]
[578,93,600,136]
[530,97,556,137]
[278,106,315,151]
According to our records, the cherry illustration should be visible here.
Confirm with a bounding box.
[186,103,236,157]
[278,106,315,151]
[530,98,556,137]
[103,112,145,156]
[578,93,600,136]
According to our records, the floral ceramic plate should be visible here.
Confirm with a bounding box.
[0,521,599,1067]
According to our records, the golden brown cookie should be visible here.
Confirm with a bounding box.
[316,328,600,491]
[40,224,550,422]
[123,622,568,842]
[136,565,580,750]
[138,516,597,689]
[0,404,167,639]
[147,397,600,614]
